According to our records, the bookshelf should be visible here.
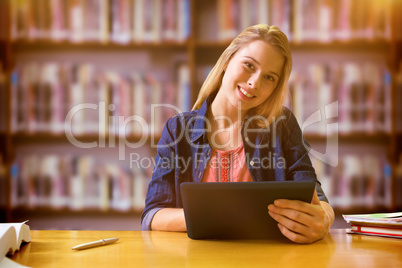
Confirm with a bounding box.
[0,0,401,228]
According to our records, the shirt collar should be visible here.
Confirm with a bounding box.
[189,94,214,142]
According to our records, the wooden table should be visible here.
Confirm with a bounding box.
[11,229,402,268]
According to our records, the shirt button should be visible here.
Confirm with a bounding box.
[250,161,254,166]
[245,137,249,142]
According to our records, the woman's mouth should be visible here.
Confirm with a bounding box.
[238,86,255,98]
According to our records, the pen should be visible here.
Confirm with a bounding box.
[71,238,119,250]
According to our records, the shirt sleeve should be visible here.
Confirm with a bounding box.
[141,117,179,230]
[280,108,329,203]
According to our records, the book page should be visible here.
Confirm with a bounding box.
[6,222,31,246]
[0,222,31,259]
[0,225,18,258]
[343,212,402,227]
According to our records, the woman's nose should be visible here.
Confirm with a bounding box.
[247,73,261,89]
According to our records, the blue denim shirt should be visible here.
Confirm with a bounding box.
[141,96,328,230]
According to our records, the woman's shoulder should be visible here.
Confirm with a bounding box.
[163,109,202,131]
[167,110,199,123]
[276,106,299,128]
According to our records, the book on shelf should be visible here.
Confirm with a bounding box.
[0,67,6,133]
[10,0,190,43]
[176,63,191,113]
[311,153,392,209]
[211,0,391,42]
[0,157,6,208]
[343,212,402,239]
[289,61,391,135]
[0,221,31,268]
[10,62,190,137]
[111,0,131,44]
[217,0,272,41]
[396,64,402,133]
[10,154,150,212]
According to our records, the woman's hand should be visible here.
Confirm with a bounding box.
[268,189,334,244]
[151,208,187,232]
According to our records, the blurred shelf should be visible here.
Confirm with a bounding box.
[11,207,143,217]
[333,206,395,215]
[12,40,189,51]
[16,39,387,51]
[195,40,390,51]
[289,40,390,51]
[304,133,390,144]
[11,133,161,145]
[10,132,389,145]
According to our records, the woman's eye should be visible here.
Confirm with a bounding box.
[265,75,275,82]
[245,62,254,70]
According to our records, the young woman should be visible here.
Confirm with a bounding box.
[141,24,334,244]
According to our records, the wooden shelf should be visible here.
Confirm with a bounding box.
[11,39,390,52]
[11,207,143,217]
[304,133,390,144]
[333,206,394,215]
[12,40,189,51]
[289,40,390,51]
[11,132,161,145]
[194,40,390,51]
[10,132,390,144]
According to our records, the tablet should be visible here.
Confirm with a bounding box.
[180,181,315,239]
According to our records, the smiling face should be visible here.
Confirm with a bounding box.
[217,40,285,113]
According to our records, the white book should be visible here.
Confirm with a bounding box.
[97,167,110,211]
[152,0,162,42]
[177,64,190,113]
[117,77,132,136]
[131,73,145,135]
[257,0,269,25]
[96,74,109,140]
[111,0,132,44]
[132,166,146,211]
[99,0,110,43]
[148,76,162,135]
[162,0,178,41]
[292,0,302,42]
[177,0,190,42]
[50,0,68,41]
[239,0,250,33]
[0,222,31,268]
[133,0,145,42]
[318,0,332,42]
[69,0,84,43]
[70,81,84,135]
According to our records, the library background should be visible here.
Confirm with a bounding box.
[0,0,401,230]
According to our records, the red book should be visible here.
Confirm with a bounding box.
[349,224,402,239]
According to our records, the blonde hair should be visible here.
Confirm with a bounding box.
[192,24,292,128]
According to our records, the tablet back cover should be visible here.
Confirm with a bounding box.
[181,181,315,239]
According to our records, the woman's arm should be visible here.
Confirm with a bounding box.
[268,189,335,244]
[151,208,187,232]
[268,108,334,243]
[141,117,181,230]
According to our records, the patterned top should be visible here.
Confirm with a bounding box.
[201,142,253,183]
